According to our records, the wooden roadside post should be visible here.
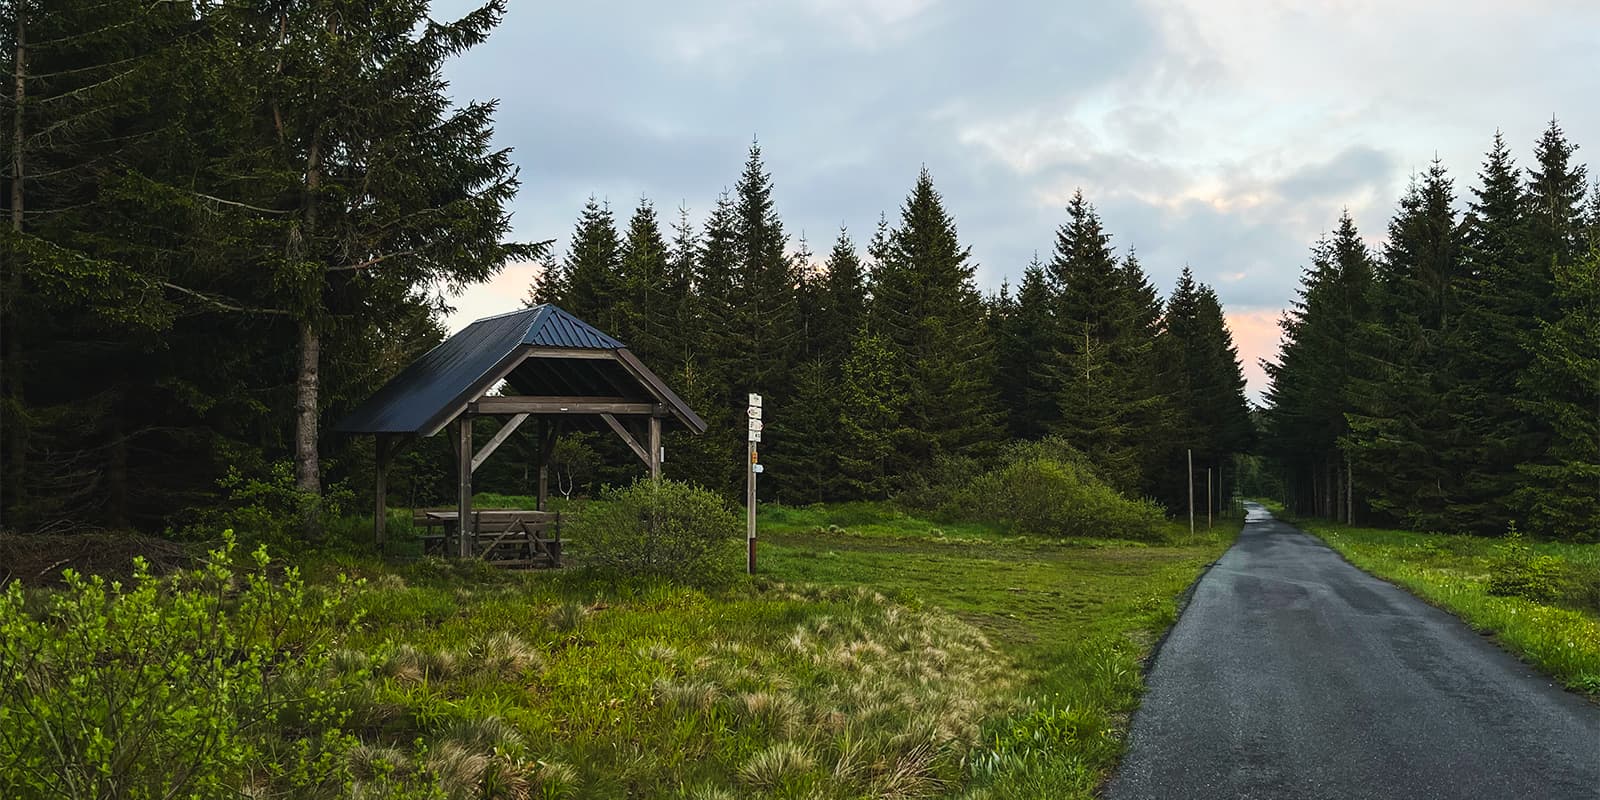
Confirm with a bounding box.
[747,393,763,574]
[1207,467,1213,529]
[1187,449,1195,538]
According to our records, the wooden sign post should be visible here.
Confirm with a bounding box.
[747,393,762,574]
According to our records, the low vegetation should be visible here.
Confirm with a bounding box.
[1,499,1240,799]
[937,439,1167,542]
[1297,520,1600,694]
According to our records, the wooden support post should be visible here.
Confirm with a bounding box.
[456,417,473,559]
[649,416,662,481]
[537,418,555,512]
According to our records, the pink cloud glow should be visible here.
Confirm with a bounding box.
[1225,309,1284,404]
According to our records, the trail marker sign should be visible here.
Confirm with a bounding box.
[745,393,766,574]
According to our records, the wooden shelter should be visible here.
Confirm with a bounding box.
[335,305,706,559]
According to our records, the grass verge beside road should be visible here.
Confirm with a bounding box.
[1293,519,1600,695]
[760,505,1239,798]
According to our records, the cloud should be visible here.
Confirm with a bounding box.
[427,0,1600,402]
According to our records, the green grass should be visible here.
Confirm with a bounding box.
[1293,519,1600,695]
[758,508,1240,797]
[288,503,1241,798]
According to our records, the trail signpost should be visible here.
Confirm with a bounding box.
[747,393,762,574]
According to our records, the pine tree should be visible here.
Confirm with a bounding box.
[815,227,867,366]
[1155,268,1253,510]
[1044,191,1165,493]
[1514,248,1600,540]
[868,167,1001,476]
[617,198,673,367]
[664,205,702,366]
[1345,160,1466,530]
[693,191,743,493]
[1263,212,1376,518]
[557,197,623,330]
[1527,118,1589,282]
[725,143,800,400]
[767,359,839,504]
[837,330,906,499]
[990,255,1055,439]
[1448,132,1536,529]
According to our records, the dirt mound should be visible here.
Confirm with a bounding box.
[0,532,194,587]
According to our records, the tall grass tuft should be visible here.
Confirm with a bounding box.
[738,741,817,789]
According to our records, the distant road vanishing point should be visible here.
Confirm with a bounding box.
[1108,503,1600,800]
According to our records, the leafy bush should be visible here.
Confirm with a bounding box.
[180,461,357,548]
[571,479,743,584]
[943,453,1166,541]
[0,534,367,799]
[1487,525,1564,602]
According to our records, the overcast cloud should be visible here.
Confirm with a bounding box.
[432,0,1600,400]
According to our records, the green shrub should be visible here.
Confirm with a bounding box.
[571,479,743,584]
[0,534,366,799]
[943,456,1166,541]
[1487,526,1564,602]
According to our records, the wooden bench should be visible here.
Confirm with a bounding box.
[416,509,565,568]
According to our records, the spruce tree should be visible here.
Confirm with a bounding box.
[1044,191,1165,493]
[617,198,672,367]
[767,358,840,504]
[815,227,867,366]
[994,256,1056,439]
[557,197,623,331]
[1448,132,1535,528]
[1263,213,1376,517]
[693,192,742,493]
[837,330,906,499]
[1345,161,1466,530]
[1514,248,1600,540]
[868,167,1001,475]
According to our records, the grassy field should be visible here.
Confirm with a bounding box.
[757,505,1240,797]
[4,501,1239,798]
[1288,518,1600,695]
[303,503,1237,798]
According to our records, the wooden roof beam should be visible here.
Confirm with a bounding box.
[471,396,659,415]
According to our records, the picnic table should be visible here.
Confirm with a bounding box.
[415,509,564,567]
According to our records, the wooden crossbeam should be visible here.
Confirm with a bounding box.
[471,396,656,415]
[600,413,650,465]
[523,347,615,360]
[471,413,529,473]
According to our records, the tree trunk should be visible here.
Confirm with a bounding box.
[5,4,26,516]
[9,3,22,234]
[290,112,323,536]
[294,318,321,528]
[294,318,320,493]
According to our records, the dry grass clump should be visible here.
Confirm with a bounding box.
[738,741,817,789]
[426,742,491,799]
[474,631,543,679]
[667,589,1021,796]
[653,678,720,713]
[547,600,585,632]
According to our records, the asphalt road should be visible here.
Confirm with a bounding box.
[1107,503,1600,800]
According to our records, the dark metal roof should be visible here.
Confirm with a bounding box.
[334,305,703,436]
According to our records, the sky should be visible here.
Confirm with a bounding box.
[431,0,1600,402]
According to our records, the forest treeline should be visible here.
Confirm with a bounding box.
[2,0,537,530]
[530,150,1254,515]
[1263,121,1599,541]
[1,0,1255,533]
